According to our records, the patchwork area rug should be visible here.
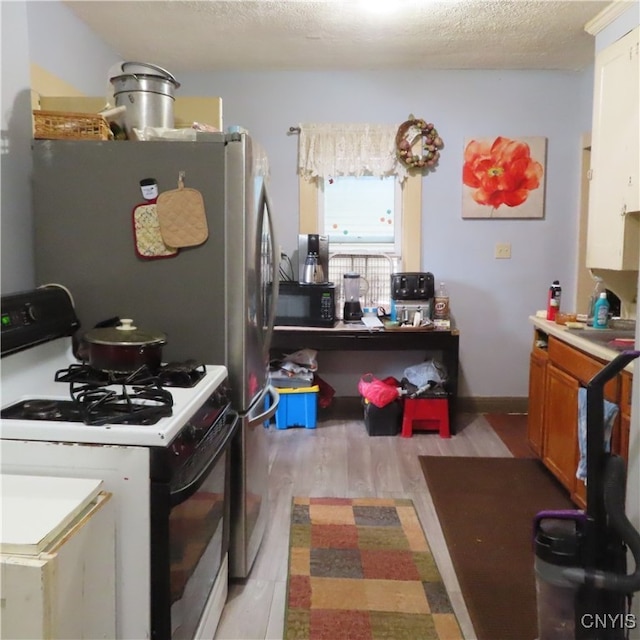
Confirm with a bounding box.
[284,497,462,640]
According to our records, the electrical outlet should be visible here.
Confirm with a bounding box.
[494,243,512,259]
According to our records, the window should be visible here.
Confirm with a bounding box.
[300,173,421,273]
[318,175,404,310]
[296,122,422,274]
[328,252,396,310]
[319,176,402,254]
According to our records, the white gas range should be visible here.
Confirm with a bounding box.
[1,287,238,640]
[1,336,228,446]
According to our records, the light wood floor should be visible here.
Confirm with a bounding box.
[215,413,516,640]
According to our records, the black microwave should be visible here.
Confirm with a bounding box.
[272,281,336,327]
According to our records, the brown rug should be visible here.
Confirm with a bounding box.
[484,413,537,458]
[284,497,463,640]
[419,456,575,640]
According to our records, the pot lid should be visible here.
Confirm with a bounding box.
[84,319,167,346]
[111,61,180,88]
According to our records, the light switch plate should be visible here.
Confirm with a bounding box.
[494,243,512,259]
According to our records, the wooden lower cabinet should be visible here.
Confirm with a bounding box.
[574,464,587,508]
[527,348,548,456]
[529,333,633,510]
[542,363,580,496]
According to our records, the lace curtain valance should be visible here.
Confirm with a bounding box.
[296,123,408,182]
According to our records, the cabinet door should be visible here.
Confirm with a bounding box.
[587,25,640,270]
[527,348,548,456]
[543,363,579,493]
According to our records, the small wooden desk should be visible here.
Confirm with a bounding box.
[270,324,460,433]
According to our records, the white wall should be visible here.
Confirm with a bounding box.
[179,68,594,397]
[26,1,118,96]
[594,3,639,51]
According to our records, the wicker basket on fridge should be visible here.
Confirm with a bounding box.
[32,110,112,141]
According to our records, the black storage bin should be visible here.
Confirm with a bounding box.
[363,399,402,436]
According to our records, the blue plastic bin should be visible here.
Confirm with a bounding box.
[265,385,319,429]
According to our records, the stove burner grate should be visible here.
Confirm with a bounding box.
[158,360,207,387]
[1,378,174,426]
[54,361,206,388]
[70,380,174,426]
[1,392,173,426]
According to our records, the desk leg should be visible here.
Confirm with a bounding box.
[441,339,459,435]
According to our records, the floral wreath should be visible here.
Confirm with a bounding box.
[395,116,443,170]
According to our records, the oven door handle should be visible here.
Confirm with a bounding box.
[248,385,280,428]
[170,411,239,506]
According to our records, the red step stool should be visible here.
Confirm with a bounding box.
[401,397,450,438]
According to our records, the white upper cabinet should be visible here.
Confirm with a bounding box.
[587,25,640,271]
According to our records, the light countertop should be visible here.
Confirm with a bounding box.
[1,475,103,555]
[529,316,636,373]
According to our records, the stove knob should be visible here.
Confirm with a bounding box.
[25,304,39,323]
[182,423,199,443]
[211,390,224,408]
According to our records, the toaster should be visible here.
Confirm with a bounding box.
[390,272,434,300]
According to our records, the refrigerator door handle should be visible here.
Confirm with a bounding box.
[248,385,280,427]
[261,184,279,354]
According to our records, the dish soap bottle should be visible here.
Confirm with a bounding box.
[592,292,610,329]
[587,276,605,322]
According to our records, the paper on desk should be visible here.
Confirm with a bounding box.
[361,316,384,329]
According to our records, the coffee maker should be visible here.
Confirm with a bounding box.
[298,234,329,284]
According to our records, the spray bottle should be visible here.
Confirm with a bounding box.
[546,281,562,321]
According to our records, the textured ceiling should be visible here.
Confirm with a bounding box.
[64,0,616,72]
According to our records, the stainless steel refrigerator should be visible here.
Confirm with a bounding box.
[32,133,280,579]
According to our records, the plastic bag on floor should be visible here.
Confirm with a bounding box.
[403,360,447,389]
[358,374,400,408]
[314,374,335,409]
[282,348,318,372]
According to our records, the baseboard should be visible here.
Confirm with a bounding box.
[321,396,528,418]
[458,397,528,414]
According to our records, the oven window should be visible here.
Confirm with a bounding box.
[170,453,227,639]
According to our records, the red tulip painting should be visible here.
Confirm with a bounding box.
[462,136,547,218]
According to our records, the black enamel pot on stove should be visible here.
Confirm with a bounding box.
[82,318,167,373]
